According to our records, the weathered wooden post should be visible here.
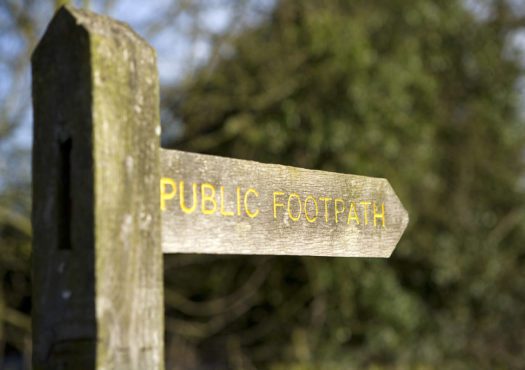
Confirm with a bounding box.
[32,5,409,370]
[32,6,163,370]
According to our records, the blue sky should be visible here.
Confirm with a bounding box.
[0,0,275,191]
[0,0,275,146]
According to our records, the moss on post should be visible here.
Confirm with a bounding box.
[32,6,163,369]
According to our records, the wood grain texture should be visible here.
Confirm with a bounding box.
[32,6,163,370]
[160,150,409,257]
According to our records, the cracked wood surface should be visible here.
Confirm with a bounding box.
[160,150,409,258]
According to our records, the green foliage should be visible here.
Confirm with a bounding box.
[164,0,525,368]
[0,169,31,359]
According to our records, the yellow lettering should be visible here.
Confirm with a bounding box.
[220,186,234,216]
[287,193,302,221]
[347,202,360,225]
[373,202,386,227]
[319,197,332,223]
[334,198,345,223]
[244,188,259,218]
[304,195,318,223]
[201,183,217,215]
[179,181,197,214]
[160,177,176,211]
[236,187,241,216]
[273,191,285,219]
[360,201,371,225]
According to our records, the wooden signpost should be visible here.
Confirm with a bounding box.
[160,150,408,257]
[31,6,408,370]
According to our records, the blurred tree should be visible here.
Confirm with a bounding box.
[1,0,525,369]
[163,0,525,369]
[0,1,43,367]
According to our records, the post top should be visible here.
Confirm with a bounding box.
[32,5,154,61]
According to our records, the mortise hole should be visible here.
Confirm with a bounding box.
[57,137,72,250]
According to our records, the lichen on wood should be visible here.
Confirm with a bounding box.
[32,6,163,370]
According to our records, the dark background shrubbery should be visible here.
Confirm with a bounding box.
[1,0,524,369]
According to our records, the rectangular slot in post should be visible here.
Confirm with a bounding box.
[57,136,72,250]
